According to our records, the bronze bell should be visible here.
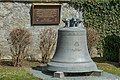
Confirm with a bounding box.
[47,18,99,73]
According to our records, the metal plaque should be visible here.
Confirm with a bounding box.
[32,3,61,25]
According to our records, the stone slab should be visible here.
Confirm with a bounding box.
[26,67,120,80]
[0,0,71,2]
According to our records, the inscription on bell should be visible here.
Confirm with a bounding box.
[72,48,82,52]
[72,42,82,52]
[32,4,61,25]
[74,42,80,46]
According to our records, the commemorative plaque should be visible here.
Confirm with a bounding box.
[32,3,61,25]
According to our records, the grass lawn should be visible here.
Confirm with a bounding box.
[93,57,120,76]
[97,62,120,76]
[0,66,42,80]
[0,59,120,80]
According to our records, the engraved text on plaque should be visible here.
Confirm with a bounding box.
[32,4,61,25]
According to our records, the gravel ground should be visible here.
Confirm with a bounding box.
[27,67,120,80]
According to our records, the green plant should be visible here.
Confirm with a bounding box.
[97,62,120,76]
[87,28,98,54]
[7,28,31,67]
[71,0,120,61]
[103,34,120,62]
[39,28,56,64]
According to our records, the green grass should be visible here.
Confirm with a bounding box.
[93,57,120,76]
[0,58,120,80]
[97,62,120,76]
[0,66,42,80]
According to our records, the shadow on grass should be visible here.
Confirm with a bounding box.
[92,57,107,63]
[0,60,41,67]
[0,60,13,66]
[92,57,120,68]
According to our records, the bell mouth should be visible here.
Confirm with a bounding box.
[47,61,98,73]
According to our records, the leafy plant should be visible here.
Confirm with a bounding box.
[39,28,57,64]
[7,28,31,67]
[103,34,120,62]
[71,0,120,61]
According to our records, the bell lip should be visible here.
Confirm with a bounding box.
[47,61,98,73]
[47,66,98,73]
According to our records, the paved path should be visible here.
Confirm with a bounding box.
[26,67,120,80]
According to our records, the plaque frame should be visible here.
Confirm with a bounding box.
[32,3,61,25]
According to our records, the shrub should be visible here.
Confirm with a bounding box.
[71,0,120,61]
[0,41,4,62]
[103,34,120,62]
[87,28,98,55]
[7,28,31,67]
[39,28,57,64]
